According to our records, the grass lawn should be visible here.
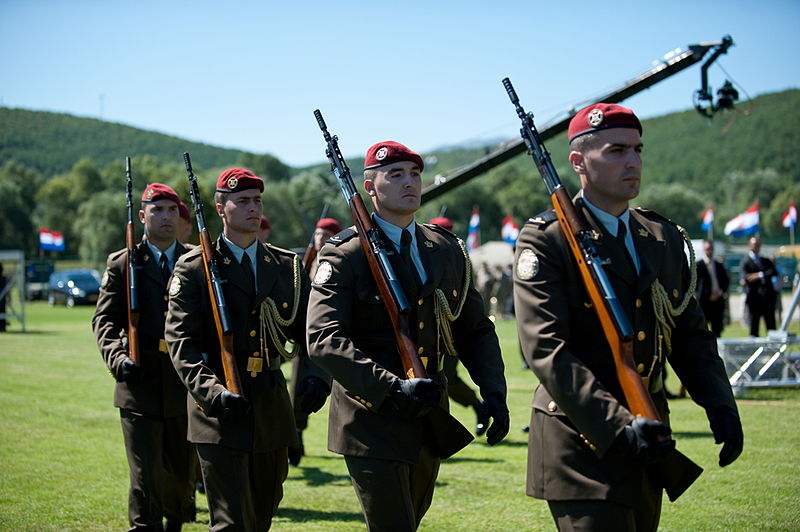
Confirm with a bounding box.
[0,303,798,531]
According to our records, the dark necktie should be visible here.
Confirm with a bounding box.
[400,229,422,290]
[616,219,637,275]
[241,252,255,292]
[159,253,170,282]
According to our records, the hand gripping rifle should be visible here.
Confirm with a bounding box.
[125,157,141,365]
[314,110,473,458]
[502,78,702,501]
[183,152,243,396]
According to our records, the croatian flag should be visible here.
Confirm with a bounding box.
[39,228,65,251]
[700,206,714,231]
[782,202,797,228]
[501,215,519,245]
[466,207,480,252]
[723,203,759,237]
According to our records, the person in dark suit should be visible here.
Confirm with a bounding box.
[93,183,196,532]
[739,236,778,337]
[164,168,329,531]
[696,239,730,337]
[307,141,509,531]
[513,104,743,531]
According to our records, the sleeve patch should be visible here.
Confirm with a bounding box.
[516,249,539,280]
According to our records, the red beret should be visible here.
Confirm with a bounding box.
[178,201,191,222]
[316,217,341,234]
[260,215,271,230]
[568,103,642,142]
[215,168,264,193]
[429,216,454,231]
[364,141,424,172]
[142,183,180,205]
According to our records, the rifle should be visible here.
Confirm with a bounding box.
[301,202,330,269]
[314,110,473,458]
[125,157,141,366]
[183,152,243,396]
[502,78,702,501]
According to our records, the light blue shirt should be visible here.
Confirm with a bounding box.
[146,240,177,270]
[222,234,258,288]
[373,215,429,285]
[581,194,641,274]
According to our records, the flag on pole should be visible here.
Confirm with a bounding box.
[781,202,797,228]
[501,215,519,245]
[39,228,65,251]
[700,206,714,231]
[723,203,759,237]
[466,207,480,251]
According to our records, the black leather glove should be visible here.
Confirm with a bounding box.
[297,376,330,415]
[386,378,441,418]
[213,390,251,420]
[483,392,510,446]
[617,417,675,465]
[708,405,744,467]
[115,357,142,383]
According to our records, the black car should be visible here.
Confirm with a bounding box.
[47,269,101,307]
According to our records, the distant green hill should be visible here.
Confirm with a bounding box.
[0,107,246,176]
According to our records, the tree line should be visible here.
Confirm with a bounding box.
[0,89,797,263]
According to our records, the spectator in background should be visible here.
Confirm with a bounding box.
[739,236,778,336]
[695,239,730,337]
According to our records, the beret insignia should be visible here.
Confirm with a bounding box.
[587,108,604,127]
[226,176,238,190]
[375,147,388,161]
[516,249,539,281]
[145,188,154,200]
[168,276,181,297]
[313,261,333,285]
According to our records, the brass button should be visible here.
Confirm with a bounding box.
[163,311,168,317]
[635,298,642,308]
[163,295,169,302]
[250,330,257,337]
[637,331,646,341]
[547,401,557,412]
[374,295,380,301]
[253,351,259,357]
[366,402,373,408]
[251,310,257,315]
[672,289,679,298]
[417,347,424,354]
[637,363,645,373]
[418,299,424,306]
[419,322,424,329]
[282,302,289,309]
[452,290,458,297]
[589,442,597,451]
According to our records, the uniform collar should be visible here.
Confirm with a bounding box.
[145,239,177,267]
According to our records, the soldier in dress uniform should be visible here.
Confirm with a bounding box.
[307,141,509,531]
[93,183,197,532]
[287,216,342,466]
[513,104,744,531]
[177,201,193,244]
[164,168,329,531]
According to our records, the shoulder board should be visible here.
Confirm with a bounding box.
[263,242,297,258]
[633,207,677,227]
[327,227,358,247]
[526,210,557,229]
[108,248,127,262]
[423,222,457,239]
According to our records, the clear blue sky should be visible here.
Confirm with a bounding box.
[2,1,798,167]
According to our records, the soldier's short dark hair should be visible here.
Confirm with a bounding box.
[214,191,228,206]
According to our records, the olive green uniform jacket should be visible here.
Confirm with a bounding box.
[165,238,322,452]
[513,199,738,505]
[93,241,193,417]
[307,222,507,463]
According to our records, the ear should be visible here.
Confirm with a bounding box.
[215,202,224,218]
[569,151,585,174]
[138,209,145,223]
[363,178,376,196]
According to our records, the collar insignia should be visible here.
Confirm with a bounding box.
[223,256,231,265]
[424,240,433,248]
[638,228,649,238]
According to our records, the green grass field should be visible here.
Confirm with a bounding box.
[0,303,798,531]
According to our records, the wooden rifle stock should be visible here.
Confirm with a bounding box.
[314,110,472,457]
[503,78,701,500]
[125,157,141,365]
[183,152,243,396]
